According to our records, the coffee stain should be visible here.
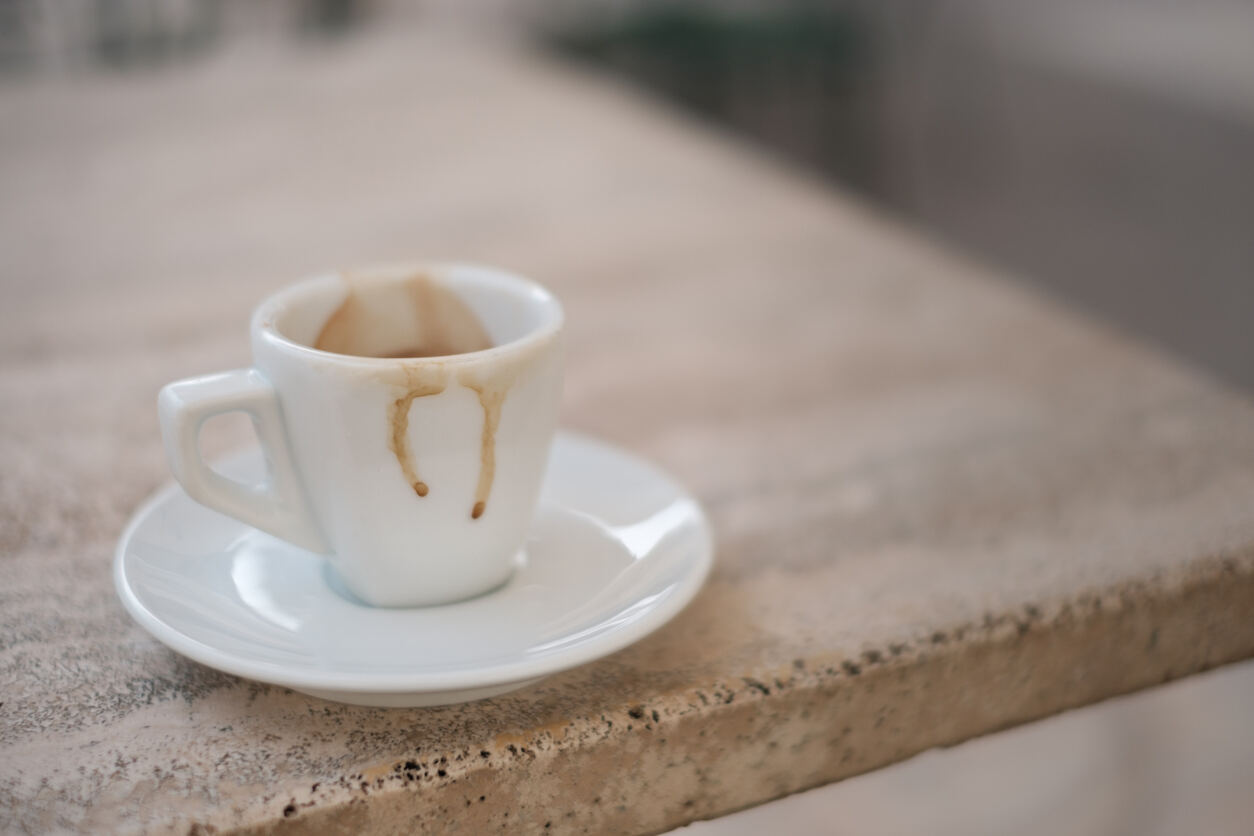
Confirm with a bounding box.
[452,334,552,520]
[312,270,548,518]
[313,276,365,355]
[459,376,509,520]
[389,369,508,515]
[387,366,449,497]
[314,272,491,358]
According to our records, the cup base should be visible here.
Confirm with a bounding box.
[320,552,524,609]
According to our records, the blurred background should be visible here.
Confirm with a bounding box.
[2,1,1251,832]
[4,0,1252,388]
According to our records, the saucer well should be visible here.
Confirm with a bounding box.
[114,432,713,707]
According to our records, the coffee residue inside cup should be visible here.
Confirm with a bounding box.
[314,273,492,358]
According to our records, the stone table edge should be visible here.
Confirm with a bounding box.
[218,549,1254,835]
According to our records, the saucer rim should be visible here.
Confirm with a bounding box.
[113,431,713,695]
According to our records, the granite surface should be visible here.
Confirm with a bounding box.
[2,28,1254,835]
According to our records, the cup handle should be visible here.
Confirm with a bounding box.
[158,368,329,553]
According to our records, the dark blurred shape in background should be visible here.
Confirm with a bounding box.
[550,6,878,191]
[544,0,1254,391]
[0,0,364,72]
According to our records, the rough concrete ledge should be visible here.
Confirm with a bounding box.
[240,552,1254,835]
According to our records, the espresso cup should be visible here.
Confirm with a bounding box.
[158,263,564,607]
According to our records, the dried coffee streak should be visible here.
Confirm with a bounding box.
[388,372,448,497]
[314,270,509,518]
[460,378,508,519]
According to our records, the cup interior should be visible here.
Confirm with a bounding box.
[258,264,562,360]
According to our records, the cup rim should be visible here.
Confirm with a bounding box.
[251,262,564,367]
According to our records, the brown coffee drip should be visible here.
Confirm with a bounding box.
[459,377,507,520]
[386,368,448,499]
[386,369,510,520]
[317,272,516,520]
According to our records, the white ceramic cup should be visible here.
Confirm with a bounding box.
[158,263,564,607]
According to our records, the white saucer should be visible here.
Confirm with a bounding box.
[114,432,712,707]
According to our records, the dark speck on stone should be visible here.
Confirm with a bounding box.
[437,769,446,777]
[842,661,861,676]
[652,710,660,723]
[743,678,770,695]
[283,804,296,818]
[863,650,882,664]
[627,706,645,719]
[480,750,490,758]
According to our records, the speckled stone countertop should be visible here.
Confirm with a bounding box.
[3,28,1254,836]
